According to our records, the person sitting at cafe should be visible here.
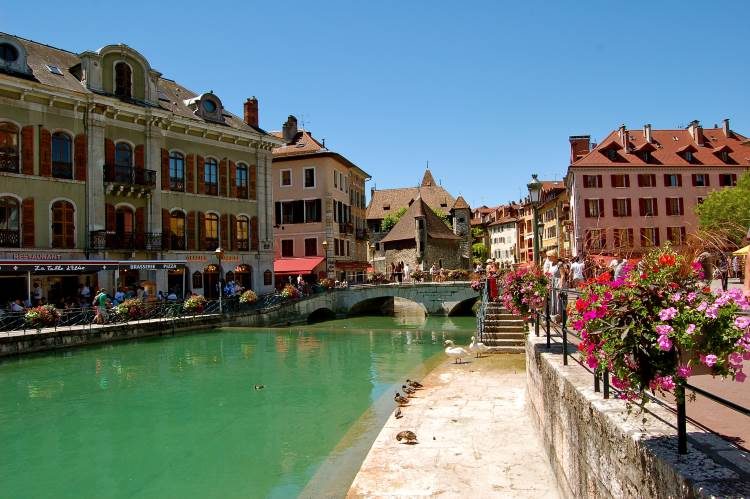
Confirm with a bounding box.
[10,299,24,312]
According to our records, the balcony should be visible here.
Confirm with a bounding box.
[52,161,73,180]
[339,222,353,235]
[167,232,186,251]
[89,230,162,251]
[0,154,19,173]
[205,238,219,251]
[235,239,249,251]
[205,183,218,196]
[169,177,185,192]
[0,229,20,247]
[104,164,157,195]
[236,186,248,199]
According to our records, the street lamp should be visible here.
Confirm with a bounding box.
[214,246,224,314]
[321,240,329,279]
[527,174,542,265]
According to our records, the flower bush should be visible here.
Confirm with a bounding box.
[318,278,335,290]
[447,269,470,281]
[410,269,426,282]
[280,284,301,300]
[114,298,146,320]
[571,245,749,405]
[183,295,207,313]
[367,272,388,284]
[470,280,484,292]
[25,305,60,329]
[500,267,549,317]
[239,289,258,304]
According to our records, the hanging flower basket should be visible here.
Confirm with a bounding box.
[183,295,207,313]
[239,290,258,304]
[280,284,301,300]
[25,305,60,330]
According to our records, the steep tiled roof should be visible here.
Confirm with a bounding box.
[421,169,437,187]
[451,195,470,211]
[366,178,455,221]
[572,126,749,168]
[270,129,326,157]
[380,197,461,244]
[488,216,518,227]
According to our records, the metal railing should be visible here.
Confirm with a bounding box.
[536,283,750,455]
[104,164,157,188]
[0,229,20,247]
[89,231,163,251]
[476,277,489,342]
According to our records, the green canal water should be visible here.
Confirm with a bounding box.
[0,316,475,498]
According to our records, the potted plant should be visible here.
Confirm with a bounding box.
[280,284,301,300]
[183,295,207,314]
[114,298,146,321]
[239,289,258,304]
[410,269,426,282]
[25,305,61,331]
[500,266,549,318]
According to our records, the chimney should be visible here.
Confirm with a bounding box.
[618,124,629,152]
[282,115,298,144]
[722,118,731,138]
[243,97,258,127]
[688,120,704,146]
[644,124,652,144]
[568,135,591,163]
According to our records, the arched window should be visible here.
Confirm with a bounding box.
[0,122,19,173]
[235,215,249,251]
[204,159,218,195]
[0,196,20,247]
[205,213,219,250]
[264,269,273,286]
[115,62,132,99]
[236,164,248,198]
[169,152,185,191]
[170,211,186,250]
[51,132,73,179]
[113,142,133,183]
[192,271,203,290]
[115,206,134,249]
[51,200,75,249]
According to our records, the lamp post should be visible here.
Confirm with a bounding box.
[321,239,329,279]
[214,247,224,314]
[527,174,542,265]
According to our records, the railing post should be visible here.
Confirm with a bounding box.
[545,294,551,349]
[594,372,600,392]
[676,383,687,454]
[534,310,539,337]
[603,369,610,399]
[560,291,568,366]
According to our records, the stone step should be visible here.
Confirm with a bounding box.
[482,332,527,340]
[487,345,525,354]
[484,319,525,326]
[482,338,525,347]
[485,314,518,320]
[484,326,526,333]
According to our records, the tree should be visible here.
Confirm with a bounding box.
[380,207,407,233]
[471,227,485,241]
[431,208,451,228]
[472,242,488,265]
[696,172,750,246]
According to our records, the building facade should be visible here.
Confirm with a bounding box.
[0,33,280,305]
[567,122,749,257]
[538,184,571,257]
[487,203,519,264]
[271,116,370,283]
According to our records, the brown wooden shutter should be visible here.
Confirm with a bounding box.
[637,174,644,187]
[21,126,34,175]
[638,198,645,216]
[186,154,195,193]
[652,198,658,216]
[162,208,171,250]
[229,161,237,198]
[678,198,684,215]
[219,159,228,197]
[198,212,206,250]
[39,128,51,177]
[666,199,672,216]
[187,211,196,250]
[626,198,632,216]
[74,133,87,181]
[598,199,604,217]
[680,227,686,243]
[135,207,145,248]
[654,228,661,246]
[609,174,616,188]
[250,216,258,250]
[705,174,710,187]
[22,197,34,247]
[663,174,669,186]
[134,144,145,172]
[249,165,257,200]
[64,203,75,248]
[611,198,618,216]
[105,138,115,166]
[691,174,697,186]
[229,214,236,251]
[596,175,602,188]
[677,174,683,187]
[161,148,170,190]
[220,213,228,249]
[197,156,205,195]
[627,228,634,247]
[624,175,630,188]
[732,174,737,186]
[105,203,115,232]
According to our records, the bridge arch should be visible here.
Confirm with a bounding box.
[347,296,428,317]
[308,307,336,324]
[447,296,479,316]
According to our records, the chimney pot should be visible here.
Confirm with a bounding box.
[722,118,731,138]
[243,97,259,128]
[282,115,298,144]
[618,124,629,152]
[568,135,591,164]
[644,124,652,144]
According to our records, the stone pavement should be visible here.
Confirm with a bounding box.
[347,354,559,498]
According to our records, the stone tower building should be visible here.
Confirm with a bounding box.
[451,196,472,267]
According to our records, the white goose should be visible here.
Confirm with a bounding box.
[469,336,490,358]
[444,340,469,364]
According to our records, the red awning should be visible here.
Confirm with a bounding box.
[273,257,325,275]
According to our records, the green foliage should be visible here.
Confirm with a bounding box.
[471,227,485,240]
[431,207,451,228]
[380,207,407,233]
[471,242,488,264]
[696,172,750,245]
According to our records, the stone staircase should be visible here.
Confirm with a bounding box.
[481,302,526,354]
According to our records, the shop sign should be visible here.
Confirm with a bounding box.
[125,263,181,270]
[0,263,114,273]
[9,252,65,260]
[186,255,208,262]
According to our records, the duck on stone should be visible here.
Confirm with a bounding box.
[396,430,418,444]
[406,379,424,389]
[394,392,409,406]
[401,384,416,397]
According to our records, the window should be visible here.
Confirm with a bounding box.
[639,198,658,217]
[0,43,19,62]
[281,239,294,257]
[115,142,132,167]
[606,149,617,161]
[305,199,322,223]
[721,150,730,163]
[333,171,337,188]
[0,122,19,173]
[168,152,185,191]
[613,228,634,248]
[281,169,291,187]
[585,229,606,250]
[719,174,737,187]
[204,159,218,195]
[278,200,304,225]
[610,174,629,188]
[637,174,656,187]
[264,270,272,286]
[192,271,203,289]
[545,226,556,239]
[304,167,315,188]
[692,174,709,187]
[51,200,75,248]
[114,62,132,99]
[684,151,693,163]
[236,164,248,198]
[304,238,317,256]
[664,174,682,187]
[584,199,603,218]
[236,215,249,251]
[0,196,20,247]
[666,226,687,245]
[205,213,219,250]
[666,198,684,216]
[612,198,631,217]
[51,132,73,179]
[115,206,134,247]
[640,227,660,247]
[202,100,216,113]
[170,211,186,250]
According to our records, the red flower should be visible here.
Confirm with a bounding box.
[658,254,676,266]
[575,298,589,313]
[596,272,611,284]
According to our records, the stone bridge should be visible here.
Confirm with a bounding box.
[232,282,479,326]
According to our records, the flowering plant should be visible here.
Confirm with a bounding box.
[447,269,470,281]
[410,269,426,281]
[470,280,484,292]
[572,245,749,405]
[114,298,146,320]
[280,284,301,300]
[183,295,207,313]
[500,266,549,317]
[367,272,388,284]
[239,289,258,304]
[318,278,335,290]
[24,305,60,329]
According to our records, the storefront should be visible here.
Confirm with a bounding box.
[334,261,370,284]
[274,257,325,287]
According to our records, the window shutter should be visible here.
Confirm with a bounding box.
[220,213,229,249]
[678,198,684,215]
[680,227,686,243]
[250,216,258,250]
[654,228,661,246]
[626,198,632,216]
[637,174,644,187]
[230,161,237,198]
[705,174,710,187]
[627,228,633,246]
[229,214,237,251]
[732,174,737,186]
[219,159,228,197]
[638,198,645,216]
[249,165,257,200]
[21,126,34,175]
[624,175,630,188]
[162,209,171,250]
[135,207,145,248]
[187,211,196,250]
[161,148,170,191]
[677,174,683,187]
[198,211,206,250]
[598,199,604,217]
[105,138,115,166]
[39,128,51,177]
[275,202,281,225]
[186,154,195,193]
[691,174,697,186]
[666,199,672,216]
[22,197,34,247]
[197,156,205,195]
[74,133,87,181]
[596,175,602,187]
[663,174,669,186]
[64,203,75,249]
[611,198,618,216]
[610,174,617,188]
[105,203,115,232]
[134,145,145,170]
[652,198,658,216]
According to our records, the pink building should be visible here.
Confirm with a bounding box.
[567,120,749,256]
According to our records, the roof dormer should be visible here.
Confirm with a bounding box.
[79,44,161,105]
[712,144,733,164]
[0,35,31,77]
[677,143,698,163]
[184,92,225,123]
[598,140,623,162]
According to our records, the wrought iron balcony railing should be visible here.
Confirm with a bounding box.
[0,229,20,247]
[235,239,249,251]
[89,230,162,251]
[52,162,73,180]
[169,177,185,192]
[104,164,157,188]
[0,153,19,173]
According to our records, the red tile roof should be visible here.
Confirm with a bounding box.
[380,197,460,244]
[270,130,326,157]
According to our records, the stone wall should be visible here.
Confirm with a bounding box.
[424,239,464,269]
[526,334,750,498]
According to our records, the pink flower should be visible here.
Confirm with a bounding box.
[736,371,747,383]
[676,365,692,379]
[735,316,750,330]
[585,355,599,369]
[657,335,673,351]
[705,306,719,319]
[728,352,744,367]
[572,320,585,331]
[702,354,718,367]
[685,323,696,335]
[659,375,676,391]
[659,307,678,321]
[655,324,673,336]
[696,301,708,312]
[611,376,630,390]
[686,292,697,303]
[671,292,682,302]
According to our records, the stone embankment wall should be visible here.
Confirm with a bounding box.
[526,334,750,498]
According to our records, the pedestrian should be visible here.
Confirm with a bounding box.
[717,254,729,291]
[570,256,585,288]
[32,281,43,306]
[732,255,741,280]
[93,289,109,324]
[404,262,411,282]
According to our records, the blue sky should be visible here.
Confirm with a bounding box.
[4,1,749,208]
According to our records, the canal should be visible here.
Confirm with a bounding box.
[0,316,475,498]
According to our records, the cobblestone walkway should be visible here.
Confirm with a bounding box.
[347,354,559,498]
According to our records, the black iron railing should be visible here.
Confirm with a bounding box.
[235,239,249,251]
[169,177,185,191]
[52,162,73,179]
[104,164,156,188]
[0,229,20,247]
[0,153,19,173]
[236,186,248,199]
[89,230,162,251]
